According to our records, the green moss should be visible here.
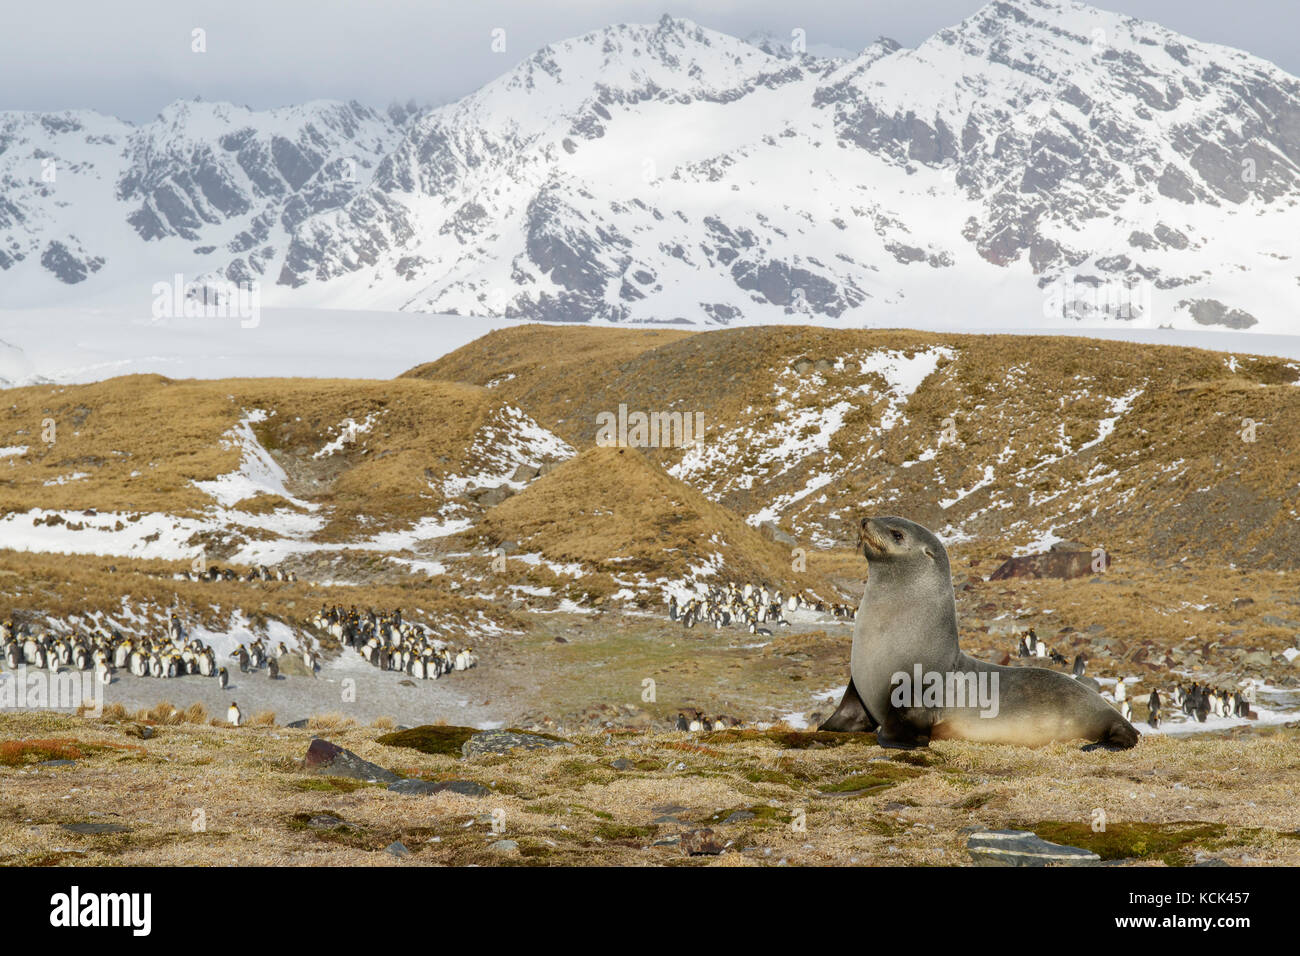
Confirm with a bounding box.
[518,840,557,859]
[286,812,368,846]
[701,729,878,750]
[376,724,476,756]
[889,751,934,767]
[593,822,657,841]
[743,767,800,786]
[820,763,924,795]
[1018,820,1229,866]
[703,805,792,826]
[864,816,905,837]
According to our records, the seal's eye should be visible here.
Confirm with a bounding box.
[889,529,904,543]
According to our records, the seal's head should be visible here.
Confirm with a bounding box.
[858,516,950,578]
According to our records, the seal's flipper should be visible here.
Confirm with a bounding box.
[818,678,878,733]
[875,709,930,750]
[1101,716,1140,750]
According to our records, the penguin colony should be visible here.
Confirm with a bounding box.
[312,604,478,679]
[2,604,481,689]
[175,564,297,583]
[1167,681,1253,725]
[1011,627,1258,729]
[668,583,853,633]
[0,613,256,686]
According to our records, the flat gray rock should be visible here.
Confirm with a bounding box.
[302,737,401,783]
[967,829,1099,866]
[461,729,573,759]
[384,840,411,858]
[387,778,490,797]
[489,839,519,853]
[305,814,359,831]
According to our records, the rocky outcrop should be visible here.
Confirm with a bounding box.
[461,729,574,759]
[301,737,401,783]
[967,829,1100,866]
[989,542,1101,581]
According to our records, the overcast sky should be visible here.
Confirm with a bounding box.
[4,0,1296,122]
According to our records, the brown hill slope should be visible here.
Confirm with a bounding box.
[408,325,1300,569]
[0,371,836,601]
[476,445,824,592]
[403,324,693,395]
[0,375,569,547]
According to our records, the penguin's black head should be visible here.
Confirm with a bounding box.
[857,516,949,572]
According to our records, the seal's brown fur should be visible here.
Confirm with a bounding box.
[821,516,1139,750]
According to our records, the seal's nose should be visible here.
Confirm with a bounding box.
[858,516,880,541]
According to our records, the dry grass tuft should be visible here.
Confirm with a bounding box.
[141,701,184,725]
[307,712,357,731]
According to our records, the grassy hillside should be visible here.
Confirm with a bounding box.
[477,445,822,590]
[411,325,1300,568]
[3,324,1299,640]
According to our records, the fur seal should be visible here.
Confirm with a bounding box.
[819,516,1139,749]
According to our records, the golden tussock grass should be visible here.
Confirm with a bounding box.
[408,324,1300,570]
[140,701,185,725]
[478,445,825,591]
[183,702,210,724]
[0,374,538,541]
[307,712,357,731]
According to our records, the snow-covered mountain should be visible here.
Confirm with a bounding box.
[0,100,406,304]
[2,0,1298,332]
